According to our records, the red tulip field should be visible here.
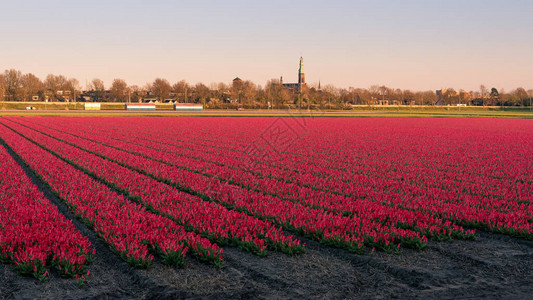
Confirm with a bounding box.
[1,116,532,298]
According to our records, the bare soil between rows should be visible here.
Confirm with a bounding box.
[1,139,533,299]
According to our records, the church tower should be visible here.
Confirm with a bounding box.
[298,56,305,86]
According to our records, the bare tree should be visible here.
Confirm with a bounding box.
[152,78,171,102]
[379,85,389,103]
[44,74,58,101]
[498,88,507,107]
[65,78,80,102]
[527,89,533,109]
[21,73,42,101]
[368,85,381,105]
[280,87,292,108]
[242,80,257,108]
[44,74,70,101]
[129,85,144,103]
[4,69,23,101]
[444,88,458,105]
[265,79,283,109]
[515,87,528,106]
[89,78,106,102]
[90,79,105,101]
[172,80,190,103]
[415,90,437,105]
[214,82,228,104]
[194,83,210,106]
[0,74,5,102]
[402,89,414,105]
[323,84,338,108]
[354,88,371,105]
[110,79,128,102]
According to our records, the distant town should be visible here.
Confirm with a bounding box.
[1,58,532,109]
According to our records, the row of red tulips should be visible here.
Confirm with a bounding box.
[4,120,304,256]
[0,142,93,281]
[111,117,528,205]
[59,124,473,242]
[46,117,532,239]
[4,118,428,252]
[123,120,530,209]
[11,118,494,241]
[0,122,224,269]
[18,117,532,240]
[36,116,530,192]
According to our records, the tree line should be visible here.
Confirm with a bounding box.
[1,69,532,108]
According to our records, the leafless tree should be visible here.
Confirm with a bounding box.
[527,89,533,109]
[110,79,128,102]
[152,78,171,102]
[214,82,228,104]
[403,90,415,105]
[498,89,507,106]
[264,80,283,109]
[514,87,528,106]
[242,80,257,108]
[65,78,80,102]
[129,85,144,103]
[368,85,381,105]
[194,83,210,106]
[43,74,70,101]
[172,80,190,102]
[90,78,106,102]
[0,74,5,102]
[21,73,42,101]
[4,69,23,101]
[379,85,389,103]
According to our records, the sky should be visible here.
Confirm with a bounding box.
[1,0,532,91]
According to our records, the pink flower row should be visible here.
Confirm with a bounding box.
[17,118,473,242]
[19,116,533,240]
[7,120,304,256]
[57,117,532,239]
[0,122,223,269]
[7,119,427,252]
[72,126,471,242]
[0,142,93,281]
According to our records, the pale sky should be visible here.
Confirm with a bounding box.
[1,0,531,91]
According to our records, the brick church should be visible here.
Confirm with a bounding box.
[280,57,306,93]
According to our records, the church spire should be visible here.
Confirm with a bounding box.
[298,57,305,85]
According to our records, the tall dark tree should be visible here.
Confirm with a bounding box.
[490,88,499,107]
[480,85,488,106]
